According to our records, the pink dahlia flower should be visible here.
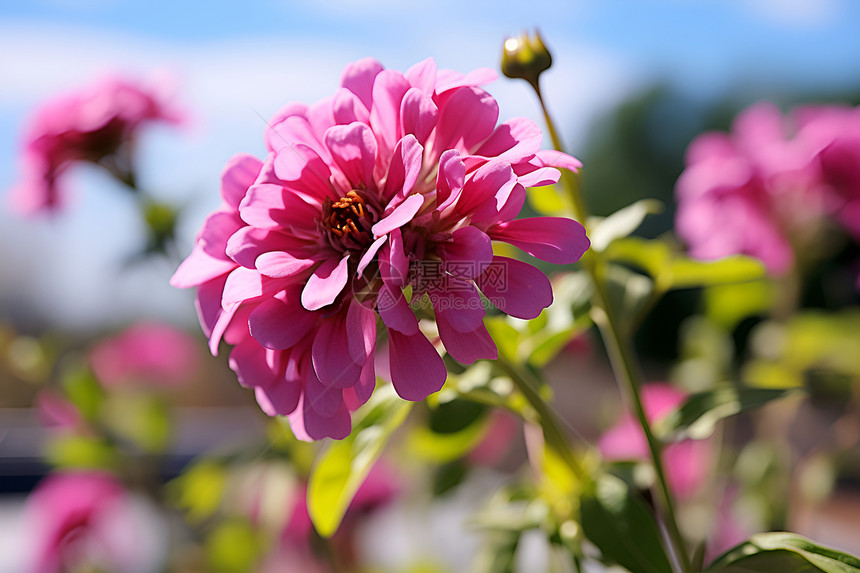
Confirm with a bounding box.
[88,321,199,388]
[24,472,157,573]
[9,75,183,214]
[675,102,826,275]
[172,58,589,440]
[598,383,710,500]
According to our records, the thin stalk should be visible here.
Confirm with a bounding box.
[497,356,589,483]
[533,83,693,573]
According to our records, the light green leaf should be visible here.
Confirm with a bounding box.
[61,366,104,422]
[167,461,227,523]
[307,384,412,537]
[206,519,264,573]
[706,532,860,573]
[668,256,766,289]
[528,183,570,216]
[588,199,663,252]
[605,264,655,326]
[580,474,673,573]
[656,386,801,441]
[44,435,119,470]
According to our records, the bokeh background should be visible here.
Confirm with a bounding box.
[2,1,860,571]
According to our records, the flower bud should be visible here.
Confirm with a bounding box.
[502,30,553,89]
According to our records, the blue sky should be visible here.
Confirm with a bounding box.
[1,0,859,331]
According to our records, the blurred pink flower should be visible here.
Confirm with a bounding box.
[675,103,818,274]
[172,58,589,440]
[24,472,150,573]
[677,101,860,275]
[598,383,710,500]
[9,75,182,214]
[794,105,860,240]
[89,322,199,388]
[468,409,520,465]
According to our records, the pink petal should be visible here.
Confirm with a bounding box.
[534,149,582,174]
[221,153,263,208]
[489,217,590,264]
[170,243,236,288]
[239,182,322,230]
[356,236,387,277]
[400,88,437,144]
[333,86,370,125]
[301,255,350,311]
[255,251,316,278]
[343,359,376,409]
[249,291,317,350]
[473,118,543,164]
[436,319,497,365]
[454,160,517,222]
[476,256,552,320]
[346,301,377,365]
[371,193,424,236]
[436,150,465,209]
[432,86,499,155]
[438,226,493,279]
[379,228,409,287]
[255,381,301,417]
[199,211,244,260]
[429,280,485,332]
[324,123,378,189]
[312,314,363,389]
[387,329,446,401]
[370,69,411,153]
[435,67,497,93]
[271,143,335,202]
[305,368,346,416]
[377,283,418,335]
[229,338,279,388]
[405,58,437,93]
[340,58,384,112]
[381,135,423,202]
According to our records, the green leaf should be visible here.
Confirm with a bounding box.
[206,519,264,573]
[168,460,227,523]
[605,264,654,326]
[61,366,104,422]
[588,199,663,252]
[668,256,765,289]
[656,386,801,441]
[307,384,412,537]
[706,532,860,573]
[103,393,172,453]
[44,435,119,470]
[528,183,571,216]
[580,475,674,573]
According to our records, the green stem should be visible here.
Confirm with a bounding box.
[533,85,693,573]
[497,357,589,483]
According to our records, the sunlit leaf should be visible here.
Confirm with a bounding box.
[307,384,412,537]
[705,280,773,330]
[103,392,171,453]
[528,183,570,216]
[168,460,228,523]
[206,519,264,573]
[604,264,654,326]
[580,474,673,573]
[706,532,860,573]
[61,366,104,422]
[588,199,663,252]
[668,256,766,289]
[44,435,119,470]
[656,386,801,441]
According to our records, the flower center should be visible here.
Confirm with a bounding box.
[321,190,374,250]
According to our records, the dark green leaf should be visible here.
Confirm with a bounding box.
[307,384,412,537]
[580,475,673,573]
[655,386,801,441]
[706,532,860,573]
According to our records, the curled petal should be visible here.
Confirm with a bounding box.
[489,217,590,264]
[301,255,351,311]
[387,329,446,401]
[476,256,552,320]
